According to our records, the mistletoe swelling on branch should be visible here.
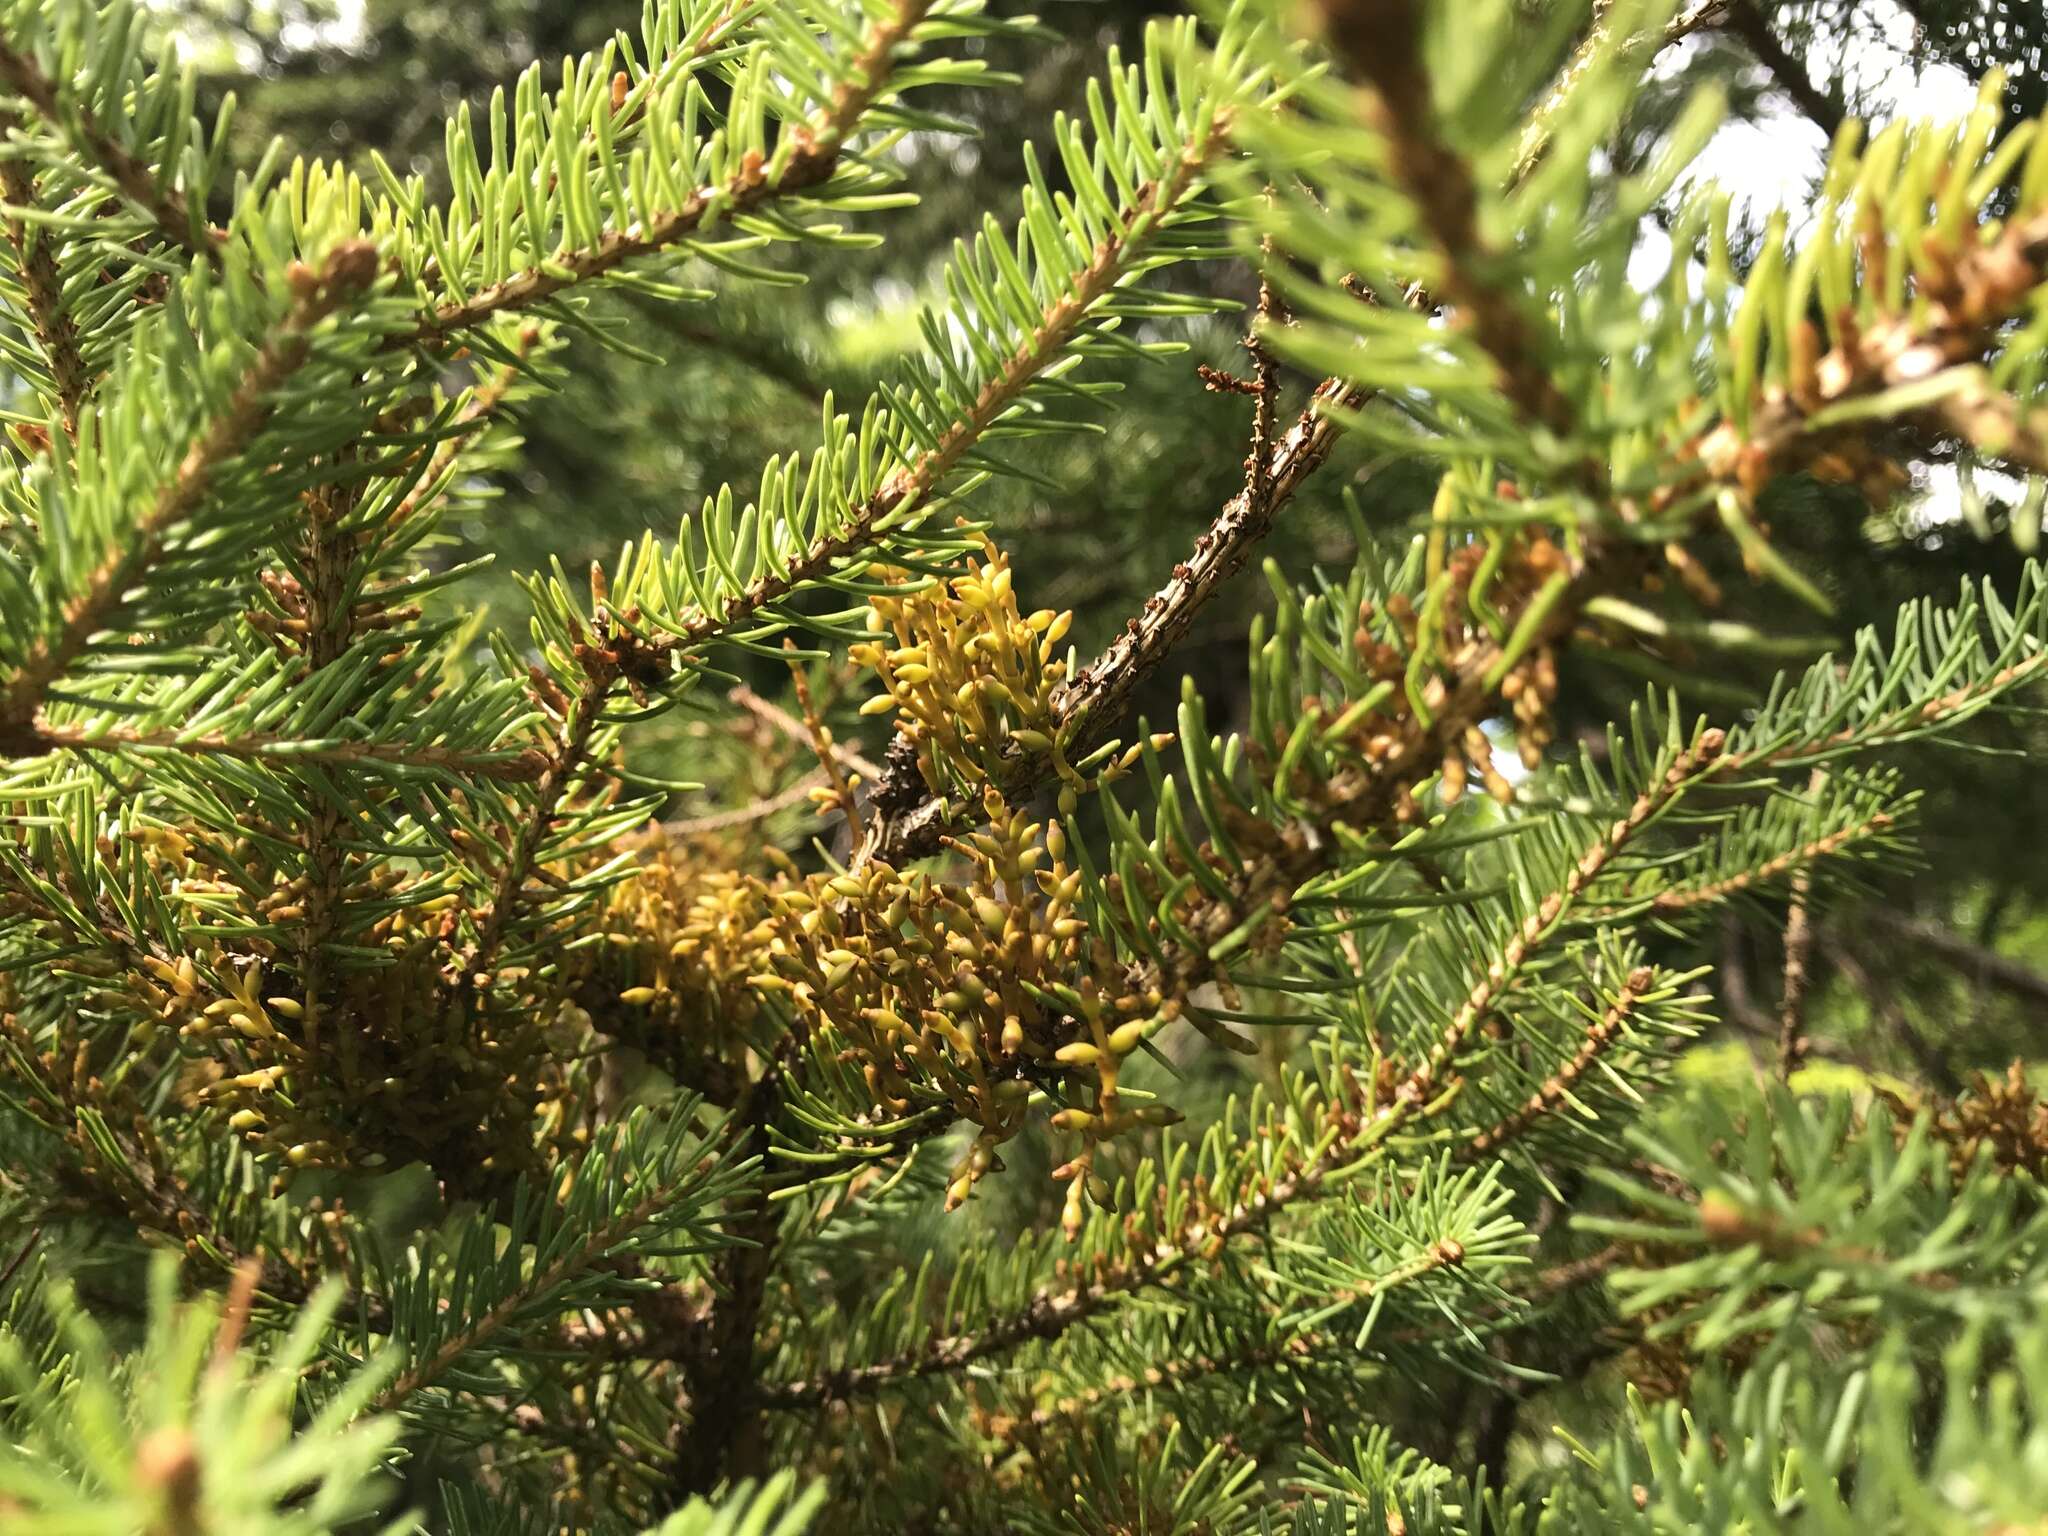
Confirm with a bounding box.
[3,0,2048,1530]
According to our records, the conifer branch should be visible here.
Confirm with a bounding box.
[1512,0,1731,187]
[770,708,1742,1407]
[1460,967,1655,1159]
[492,109,1236,949]
[292,338,535,1058]
[396,0,934,349]
[653,134,1223,664]
[1368,736,1722,1128]
[1637,809,1897,912]
[0,130,90,434]
[365,1181,704,1417]
[0,28,223,264]
[389,349,531,524]
[0,1012,282,1288]
[1695,207,2048,492]
[1016,1226,1488,1430]
[0,241,382,755]
[1313,0,1577,439]
[758,744,1722,1410]
[1733,650,2048,767]
[11,717,551,779]
[1017,1331,1317,1431]
[457,692,610,986]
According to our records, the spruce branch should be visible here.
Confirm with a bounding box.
[389,347,533,525]
[1016,1330,1321,1432]
[488,82,1246,950]
[1059,379,1362,738]
[1312,0,1577,439]
[0,241,382,755]
[1461,967,1656,1159]
[758,741,1722,1411]
[1771,769,1830,1079]
[0,26,223,264]
[1512,0,1733,187]
[0,1012,291,1293]
[1637,808,1898,912]
[362,1183,682,1416]
[651,132,1225,663]
[5,719,551,779]
[1775,866,1817,1079]
[1731,648,2048,769]
[455,682,612,989]
[395,0,937,349]
[1695,205,2048,494]
[1368,737,1722,1130]
[360,1102,744,1420]
[0,128,90,434]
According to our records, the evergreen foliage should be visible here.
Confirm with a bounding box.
[1,0,2047,1530]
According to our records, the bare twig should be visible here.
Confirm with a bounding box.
[1862,907,2048,1009]
[1723,0,1847,140]
[665,774,830,837]
[1776,862,1817,1078]
[730,684,882,782]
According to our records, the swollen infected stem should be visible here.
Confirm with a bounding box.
[861,372,1366,868]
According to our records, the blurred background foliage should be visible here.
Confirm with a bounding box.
[160,0,2048,1418]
